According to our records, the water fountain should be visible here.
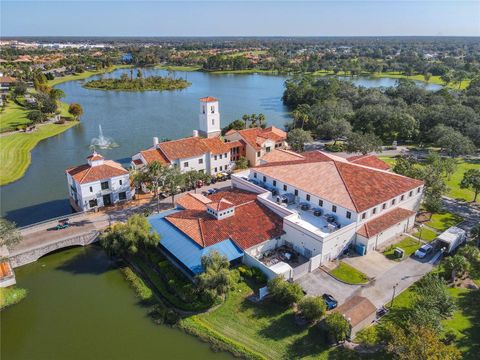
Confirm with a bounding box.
[90,125,118,149]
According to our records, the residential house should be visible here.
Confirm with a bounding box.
[66,151,134,212]
[224,126,288,166]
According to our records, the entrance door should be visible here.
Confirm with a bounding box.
[103,194,112,206]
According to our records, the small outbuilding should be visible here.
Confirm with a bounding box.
[333,296,377,339]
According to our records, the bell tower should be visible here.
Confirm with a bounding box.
[198,96,221,138]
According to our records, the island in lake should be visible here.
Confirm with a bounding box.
[84,71,190,91]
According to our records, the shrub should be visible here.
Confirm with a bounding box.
[267,277,304,305]
[324,143,345,152]
[298,296,326,322]
[355,326,380,347]
[324,312,350,343]
[237,265,267,284]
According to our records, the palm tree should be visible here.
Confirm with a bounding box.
[444,254,470,282]
[258,113,266,128]
[242,114,250,129]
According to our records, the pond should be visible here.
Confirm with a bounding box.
[0,68,441,226]
[0,246,233,360]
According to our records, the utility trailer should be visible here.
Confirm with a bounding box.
[436,227,466,254]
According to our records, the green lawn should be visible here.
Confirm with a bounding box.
[0,121,78,185]
[426,212,464,232]
[377,156,396,166]
[0,286,27,310]
[444,159,480,202]
[383,237,421,260]
[155,65,202,72]
[180,281,364,360]
[413,227,439,242]
[47,65,131,87]
[329,261,369,284]
[0,100,31,132]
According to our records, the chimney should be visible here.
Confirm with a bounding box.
[153,137,159,147]
[192,130,199,137]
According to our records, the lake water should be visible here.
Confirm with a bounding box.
[0,69,441,226]
[0,246,233,360]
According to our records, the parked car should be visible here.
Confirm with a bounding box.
[322,293,338,310]
[207,188,218,195]
[414,244,433,259]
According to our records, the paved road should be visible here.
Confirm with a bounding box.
[442,196,480,233]
[10,180,232,256]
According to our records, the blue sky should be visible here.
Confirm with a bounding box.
[2,1,479,37]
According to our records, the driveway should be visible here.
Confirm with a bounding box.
[442,196,480,233]
[296,268,360,305]
[342,251,396,279]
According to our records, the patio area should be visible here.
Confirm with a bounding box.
[258,245,309,269]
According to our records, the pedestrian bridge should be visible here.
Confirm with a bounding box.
[8,230,100,268]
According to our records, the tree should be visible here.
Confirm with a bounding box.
[386,324,461,360]
[442,158,457,181]
[197,251,233,300]
[443,255,470,282]
[458,245,480,263]
[184,170,207,194]
[436,129,476,158]
[0,218,21,251]
[222,119,246,135]
[235,156,248,170]
[298,296,326,323]
[164,166,185,207]
[68,103,84,120]
[267,277,304,305]
[317,118,351,145]
[323,312,350,343]
[141,161,168,212]
[460,169,480,202]
[99,214,160,257]
[27,110,46,124]
[287,128,313,152]
[470,224,480,247]
[49,88,65,101]
[345,132,382,155]
[12,81,27,98]
[392,156,422,179]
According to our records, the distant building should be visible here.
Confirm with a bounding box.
[224,126,288,166]
[66,151,134,212]
[0,75,16,91]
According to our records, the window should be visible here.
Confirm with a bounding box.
[257,151,261,157]
[318,199,323,207]
[89,186,93,192]
[199,158,203,164]
[306,194,310,201]
[409,191,413,197]
[273,180,277,186]
[332,205,337,213]
[211,106,215,113]
[382,203,386,210]
[253,172,257,178]
[224,153,228,157]
[417,187,421,193]
[391,199,396,205]
[262,176,266,182]
[214,167,217,172]
[101,181,109,190]
[266,146,271,152]
[219,166,223,171]
[214,155,217,160]
[212,119,214,125]
[184,162,189,168]
[119,192,127,201]
[362,213,366,220]
[283,185,287,191]
[89,199,98,208]
[119,180,122,185]
[346,211,352,219]
[219,154,222,159]
[401,195,404,201]
[294,189,298,196]
[372,208,377,215]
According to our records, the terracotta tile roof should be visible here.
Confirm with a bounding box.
[255,151,423,212]
[0,76,16,83]
[155,136,229,161]
[347,154,391,171]
[166,189,284,249]
[356,207,417,238]
[199,96,218,102]
[226,139,245,149]
[226,127,286,150]
[86,152,104,161]
[260,149,305,164]
[66,160,129,184]
[333,296,376,327]
[207,198,234,211]
[200,137,231,155]
[140,148,170,165]
[0,261,13,279]
[177,193,212,210]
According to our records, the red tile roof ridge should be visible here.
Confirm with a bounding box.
[200,96,218,102]
[332,160,360,211]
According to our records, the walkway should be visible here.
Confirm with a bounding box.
[442,196,480,233]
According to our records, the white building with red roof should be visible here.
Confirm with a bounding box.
[231,150,424,268]
[66,151,134,212]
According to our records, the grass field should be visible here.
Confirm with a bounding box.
[47,65,131,87]
[383,236,421,260]
[329,261,369,284]
[180,281,365,360]
[426,212,464,232]
[0,121,78,185]
[155,65,202,72]
[0,101,30,132]
[413,227,439,242]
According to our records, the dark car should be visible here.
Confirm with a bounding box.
[322,293,338,310]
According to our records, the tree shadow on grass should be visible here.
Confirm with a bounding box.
[258,311,304,340]
[286,325,331,358]
[239,297,289,319]
[454,289,480,360]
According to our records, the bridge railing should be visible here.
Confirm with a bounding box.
[18,212,89,232]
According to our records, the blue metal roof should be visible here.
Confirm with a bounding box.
[148,210,244,275]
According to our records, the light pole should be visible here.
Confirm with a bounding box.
[418,224,424,242]
[390,282,399,308]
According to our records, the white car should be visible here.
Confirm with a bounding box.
[415,244,433,259]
